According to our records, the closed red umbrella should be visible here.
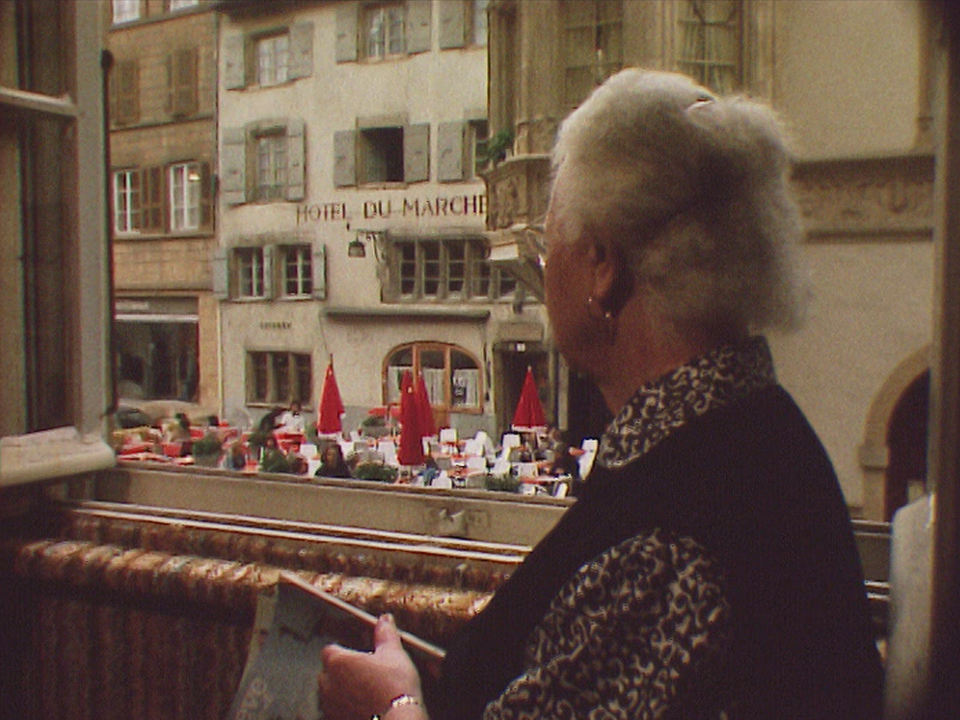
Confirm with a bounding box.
[512,366,547,430]
[397,370,425,465]
[415,373,436,439]
[317,360,345,435]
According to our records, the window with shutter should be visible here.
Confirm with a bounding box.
[256,32,290,87]
[140,166,165,233]
[112,59,140,126]
[169,162,201,231]
[281,245,313,298]
[168,48,198,117]
[114,169,140,234]
[364,3,406,59]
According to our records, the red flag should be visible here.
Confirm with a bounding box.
[317,361,345,434]
[397,370,425,465]
[512,366,547,430]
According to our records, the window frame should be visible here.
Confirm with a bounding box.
[384,342,484,415]
[389,237,517,302]
[112,0,140,24]
[236,247,266,299]
[246,350,313,407]
[280,244,314,299]
[675,0,743,94]
[113,169,140,234]
[363,3,406,60]
[359,125,405,184]
[167,0,199,12]
[169,161,202,232]
[562,0,624,110]
[0,0,115,484]
[256,31,291,87]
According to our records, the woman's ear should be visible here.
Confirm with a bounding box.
[590,241,634,316]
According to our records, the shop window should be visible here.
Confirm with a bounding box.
[113,169,140,234]
[388,237,515,302]
[112,0,140,24]
[247,351,312,406]
[676,0,742,94]
[563,0,623,109]
[166,47,198,117]
[384,343,482,415]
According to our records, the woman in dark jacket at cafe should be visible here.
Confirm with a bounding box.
[318,68,883,720]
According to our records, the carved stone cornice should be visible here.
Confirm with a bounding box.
[483,153,552,231]
[791,154,935,243]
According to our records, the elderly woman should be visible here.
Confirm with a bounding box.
[319,69,883,720]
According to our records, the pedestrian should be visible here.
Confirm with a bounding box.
[318,68,883,720]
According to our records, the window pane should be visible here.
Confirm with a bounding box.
[273,353,290,402]
[447,240,466,295]
[399,243,417,295]
[257,133,287,201]
[294,354,312,405]
[677,0,741,93]
[283,245,312,296]
[113,0,140,24]
[251,352,268,402]
[238,248,264,297]
[421,242,441,297]
[257,33,290,86]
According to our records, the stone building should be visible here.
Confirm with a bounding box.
[215,0,541,437]
[105,0,221,412]
[483,0,939,521]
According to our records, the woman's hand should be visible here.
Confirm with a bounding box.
[319,614,425,720]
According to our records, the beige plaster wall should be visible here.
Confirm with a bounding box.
[776,0,927,160]
[769,239,935,512]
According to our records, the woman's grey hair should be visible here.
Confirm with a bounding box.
[550,68,807,334]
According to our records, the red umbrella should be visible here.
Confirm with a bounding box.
[317,360,345,434]
[397,370,425,465]
[415,373,436,439]
[512,366,547,430]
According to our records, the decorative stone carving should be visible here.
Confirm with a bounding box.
[791,154,935,242]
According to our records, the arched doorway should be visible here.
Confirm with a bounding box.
[884,371,930,521]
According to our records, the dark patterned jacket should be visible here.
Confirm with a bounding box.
[432,337,883,720]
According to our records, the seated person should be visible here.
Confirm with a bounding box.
[315,443,352,479]
[224,440,247,471]
[278,401,306,434]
